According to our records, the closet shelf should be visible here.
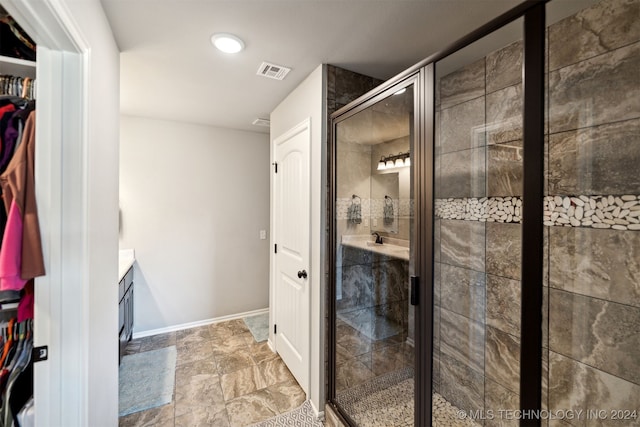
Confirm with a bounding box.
[0,55,36,79]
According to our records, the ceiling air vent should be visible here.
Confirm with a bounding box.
[257,62,291,80]
[252,118,271,127]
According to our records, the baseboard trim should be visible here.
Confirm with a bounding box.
[132,307,269,339]
[310,399,324,421]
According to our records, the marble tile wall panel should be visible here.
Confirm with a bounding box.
[548,351,640,426]
[336,142,372,199]
[433,347,441,393]
[486,222,521,280]
[434,305,441,355]
[338,263,374,312]
[439,147,487,198]
[375,300,407,332]
[434,261,441,307]
[370,343,410,376]
[440,97,486,154]
[542,348,549,411]
[484,378,519,427]
[333,66,383,106]
[439,58,486,110]
[335,358,374,392]
[440,263,486,323]
[486,40,523,94]
[542,286,549,350]
[548,0,640,71]
[549,227,640,308]
[548,118,640,195]
[439,352,485,415]
[487,140,523,197]
[548,41,640,134]
[371,258,408,306]
[435,112,442,198]
[486,274,521,338]
[434,219,441,262]
[549,288,640,385]
[486,84,522,145]
[440,219,486,272]
[341,245,373,267]
[485,326,520,394]
[440,308,485,374]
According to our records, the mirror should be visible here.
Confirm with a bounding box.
[335,85,413,241]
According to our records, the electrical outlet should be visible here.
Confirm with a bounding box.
[364,218,369,226]
[373,218,378,227]
[260,230,267,240]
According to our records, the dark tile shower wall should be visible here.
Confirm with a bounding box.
[546,0,640,423]
[434,0,640,424]
[325,65,384,401]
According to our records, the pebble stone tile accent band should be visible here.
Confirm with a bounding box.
[435,195,640,231]
[336,198,412,220]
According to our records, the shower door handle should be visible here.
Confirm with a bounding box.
[410,276,419,305]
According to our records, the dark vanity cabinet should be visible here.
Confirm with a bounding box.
[118,267,134,363]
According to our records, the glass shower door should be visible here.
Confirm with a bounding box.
[433,18,525,426]
[332,81,416,426]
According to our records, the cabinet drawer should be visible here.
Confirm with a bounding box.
[123,267,133,291]
[119,299,125,334]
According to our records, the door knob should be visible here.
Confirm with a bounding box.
[297,270,308,279]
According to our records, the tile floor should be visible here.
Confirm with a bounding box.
[119,319,306,427]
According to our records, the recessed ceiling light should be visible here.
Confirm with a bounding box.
[394,88,407,95]
[211,33,245,54]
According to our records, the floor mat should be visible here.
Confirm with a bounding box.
[243,312,269,342]
[249,400,322,427]
[119,346,177,417]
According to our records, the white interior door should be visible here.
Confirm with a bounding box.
[273,119,310,394]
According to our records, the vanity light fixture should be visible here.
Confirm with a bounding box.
[211,33,245,54]
[377,151,411,170]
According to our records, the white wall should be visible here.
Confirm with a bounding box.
[270,65,326,415]
[119,116,270,333]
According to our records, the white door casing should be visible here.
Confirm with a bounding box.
[273,118,311,394]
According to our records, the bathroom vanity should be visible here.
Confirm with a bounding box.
[118,249,135,363]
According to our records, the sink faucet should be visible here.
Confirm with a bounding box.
[371,232,383,244]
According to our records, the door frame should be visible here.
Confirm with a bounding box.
[0,0,120,425]
[270,117,312,394]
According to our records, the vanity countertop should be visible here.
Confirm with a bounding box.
[341,235,410,261]
[118,249,135,281]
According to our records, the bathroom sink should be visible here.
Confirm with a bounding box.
[389,247,410,254]
[366,241,383,246]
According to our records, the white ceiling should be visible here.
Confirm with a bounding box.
[100,0,525,134]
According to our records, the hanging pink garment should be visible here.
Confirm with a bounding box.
[0,200,27,291]
[17,280,34,321]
